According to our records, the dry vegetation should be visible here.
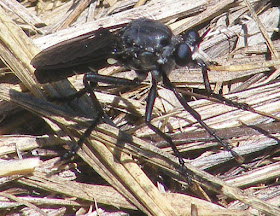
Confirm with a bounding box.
[0,0,280,215]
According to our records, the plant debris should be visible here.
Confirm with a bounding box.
[0,0,280,215]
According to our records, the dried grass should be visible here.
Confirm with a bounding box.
[0,0,280,215]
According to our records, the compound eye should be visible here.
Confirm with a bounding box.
[174,43,192,66]
[182,30,201,46]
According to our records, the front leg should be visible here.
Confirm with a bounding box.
[199,61,252,111]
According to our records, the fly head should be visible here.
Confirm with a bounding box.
[173,30,202,67]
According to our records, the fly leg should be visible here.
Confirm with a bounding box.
[199,61,253,111]
[63,73,140,159]
[162,72,244,163]
[145,77,191,180]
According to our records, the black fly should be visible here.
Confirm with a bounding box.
[31,18,244,177]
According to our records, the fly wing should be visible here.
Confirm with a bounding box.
[31,28,119,83]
